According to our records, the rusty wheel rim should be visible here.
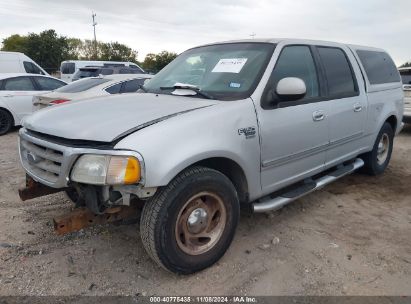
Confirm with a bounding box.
[175,191,227,255]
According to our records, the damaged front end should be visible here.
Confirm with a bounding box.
[64,183,157,214]
[18,128,156,233]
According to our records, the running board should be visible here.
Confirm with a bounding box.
[252,158,364,213]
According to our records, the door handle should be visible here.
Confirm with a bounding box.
[354,103,363,112]
[312,110,325,122]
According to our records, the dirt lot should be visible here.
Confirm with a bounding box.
[0,127,410,296]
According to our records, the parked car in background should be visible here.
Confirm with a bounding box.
[71,65,146,82]
[33,74,152,110]
[0,73,66,135]
[18,39,403,273]
[60,60,144,82]
[399,67,411,123]
[0,51,48,75]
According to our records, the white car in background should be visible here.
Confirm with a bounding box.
[399,67,411,123]
[0,73,66,135]
[33,74,153,110]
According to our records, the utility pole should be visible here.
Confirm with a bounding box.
[92,12,97,59]
[250,32,256,39]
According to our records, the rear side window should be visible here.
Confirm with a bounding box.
[56,78,110,93]
[121,79,145,93]
[318,47,357,97]
[34,77,66,91]
[61,62,75,74]
[2,77,35,91]
[23,61,44,75]
[105,82,122,94]
[356,50,400,85]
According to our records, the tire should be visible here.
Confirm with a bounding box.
[140,166,240,274]
[65,188,85,207]
[361,122,394,175]
[0,109,13,136]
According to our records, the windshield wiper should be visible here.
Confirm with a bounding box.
[160,83,215,100]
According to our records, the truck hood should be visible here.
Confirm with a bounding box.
[23,93,218,142]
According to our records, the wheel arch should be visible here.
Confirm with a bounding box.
[160,156,250,205]
[385,115,397,133]
[192,157,250,204]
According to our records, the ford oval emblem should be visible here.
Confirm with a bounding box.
[27,152,40,164]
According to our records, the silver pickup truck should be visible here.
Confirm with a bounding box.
[18,39,404,274]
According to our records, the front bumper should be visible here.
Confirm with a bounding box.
[18,128,144,189]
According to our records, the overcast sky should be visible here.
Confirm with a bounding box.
[0,0,409,64]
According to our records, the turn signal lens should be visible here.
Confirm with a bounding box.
[107,156,140,185]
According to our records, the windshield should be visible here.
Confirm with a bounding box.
[144,43,275,100]
[400,69,411,84]
[55,78,110,93]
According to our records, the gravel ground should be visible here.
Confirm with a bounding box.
[0,127,410,296]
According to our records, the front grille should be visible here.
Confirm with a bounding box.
[20,138,64,184]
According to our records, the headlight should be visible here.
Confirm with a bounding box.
[71,154,141,185]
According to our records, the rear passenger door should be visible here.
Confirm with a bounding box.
[316,46,368,166]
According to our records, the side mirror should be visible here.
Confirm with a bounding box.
[275,77,307,101]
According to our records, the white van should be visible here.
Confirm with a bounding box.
[0,51,48,75]
[60,60,144,82]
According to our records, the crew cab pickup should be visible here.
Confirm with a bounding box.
[18,39,404,274]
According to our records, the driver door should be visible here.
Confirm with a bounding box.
[256,44,330,195]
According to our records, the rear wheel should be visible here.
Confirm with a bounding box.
[361,122,394,175]
[0,109,13,135]
[140,166,239,274]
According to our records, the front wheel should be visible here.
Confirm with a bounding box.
[140,166,239,274]
[361,122,394,175]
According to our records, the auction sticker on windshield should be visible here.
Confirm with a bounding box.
[212,58,248,73]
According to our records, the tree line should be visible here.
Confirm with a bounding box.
[1,29,177,73]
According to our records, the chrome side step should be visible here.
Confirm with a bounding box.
[252,158,364,213]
